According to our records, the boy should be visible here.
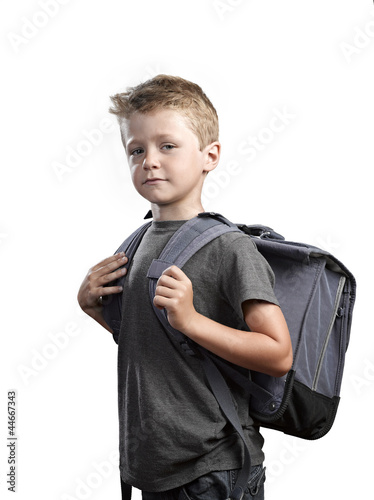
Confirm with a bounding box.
[77,75,292,500]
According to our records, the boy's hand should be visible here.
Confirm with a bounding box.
[77,253,128,321]
[154,265,198,334]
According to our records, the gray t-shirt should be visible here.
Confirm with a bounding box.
[116,219,279,492]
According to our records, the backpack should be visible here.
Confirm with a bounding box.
[102,212,356,500]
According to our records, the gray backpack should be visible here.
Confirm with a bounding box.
[102,212,356,500]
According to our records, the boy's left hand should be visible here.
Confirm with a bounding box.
[154,265,197,333]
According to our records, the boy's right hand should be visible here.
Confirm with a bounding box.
[77,253,128,326]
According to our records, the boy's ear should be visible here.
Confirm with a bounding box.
[203,141,221,173]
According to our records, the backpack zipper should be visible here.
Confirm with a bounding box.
[312,276,346,392]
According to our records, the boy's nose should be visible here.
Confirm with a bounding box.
[142,151,161,170]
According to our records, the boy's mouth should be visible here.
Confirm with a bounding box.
[143,178,166,185]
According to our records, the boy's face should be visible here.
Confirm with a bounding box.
[120,109,219,217]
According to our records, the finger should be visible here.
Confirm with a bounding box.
[157,274,181,289]
[90,255,128,286]
[91,253,128,273]
[155,285,177,299]
[153,295,168,310]
[98,264,127,286]
[99,284,124,296]
[161,265,186,281]
[87,282,124,309]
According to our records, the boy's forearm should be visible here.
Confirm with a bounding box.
[83,305,113,334]
[94,311,113,333]
[184,312,291,377]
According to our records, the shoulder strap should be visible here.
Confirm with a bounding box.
[101,221,152,340]
[146,212,240,344]
[146,212,273,500]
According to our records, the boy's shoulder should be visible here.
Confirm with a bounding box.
[191,229,259,260]
[184,228,269,276]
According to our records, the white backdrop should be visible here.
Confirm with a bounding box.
[1,0,373,498]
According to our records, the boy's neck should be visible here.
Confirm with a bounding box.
[150,203,204,221]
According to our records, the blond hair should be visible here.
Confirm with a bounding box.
[109,74,219,150]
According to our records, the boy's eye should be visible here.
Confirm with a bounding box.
[131,148,144,156]
[162,144,175,151]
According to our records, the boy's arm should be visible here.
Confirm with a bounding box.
[77,253,128,333]
[154,265,292,377]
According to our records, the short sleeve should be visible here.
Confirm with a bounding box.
[219,233,279,320]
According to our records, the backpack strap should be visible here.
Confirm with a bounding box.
[200,351,252,500]
[237,224,285,240]
[146,213,240,346]
[146,212,272,500]
[146,212,277,410]
[101,221,152,341]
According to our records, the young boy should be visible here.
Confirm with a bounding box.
[77,75,292,500]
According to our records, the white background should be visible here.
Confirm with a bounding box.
[1,0,373,498]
